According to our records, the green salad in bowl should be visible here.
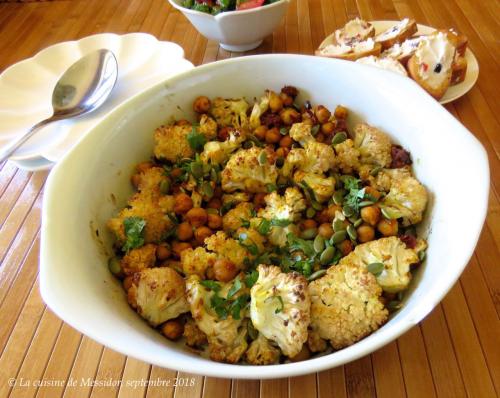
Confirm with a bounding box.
[182,0,281,14]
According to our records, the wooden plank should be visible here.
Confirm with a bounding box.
[289,374,317,398]
[231,380,260,398]
[371,342,406,397]
[145,366,176,398]
[88,348,127,398]
[203,377,231,398]
[344,356,376,398]
[173,373,204,398]
[260,378,288,398]
[317,366,347,398]
[117,358,151,398]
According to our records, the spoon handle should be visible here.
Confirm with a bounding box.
[0,118,53,163]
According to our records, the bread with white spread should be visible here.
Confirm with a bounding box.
[375,19,418,50]
[315,39,382,61]
[356,56,408,76]
[334,18,375,45]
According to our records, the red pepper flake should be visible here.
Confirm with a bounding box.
[422,63,429,72]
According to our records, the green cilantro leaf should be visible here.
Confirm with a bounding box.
[270,218,292,227]
[200,280,221,292]
[227,279,242,299]
[240,218,250,228]
[244,270,259,288]
[274,295,284,313]
[187,126,207,151]
[122,217,146,252]
[257,219,271,235]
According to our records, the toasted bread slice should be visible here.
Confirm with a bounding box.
[375,18,418,50]
[382,35,426,66]
[447,28,468,57]
[334,18,375,45]
[356,56,408,76]
[315,40,382,61]
[451,56,467,85]
[407,32,456,99]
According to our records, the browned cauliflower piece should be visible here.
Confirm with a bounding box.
[293,171,335,203]
[309,262,388,349]
[333,139,361,174]
[183,317,208,347]
[250,265,310,358]
[154,123,194,162]
[307,329,327,353]
[128,267,190,326]
[180,247,217,277]
[353,123,392,168]
[221,147,278,193]
[204,231,249,268]
[259,187,306,222]
[342,236,420,293]
[198,114,218,140]
[245,333,281,365]
[222,202,255,233]
[371,167,412,192]
[120,243,156,276]
[282,142,336,177]
[209,97,249,129]
[221,192,252,206]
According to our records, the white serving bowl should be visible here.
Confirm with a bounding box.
[41,55,489,379]
[168,0,290,51]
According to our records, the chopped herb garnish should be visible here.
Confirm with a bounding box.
[240,218,250,228]
[122,217,146,252]
[244,270,259,288]
[227,278,242,299]
[238,233,259,255]
[187,126,207,151]
[257,219,271,235]
[287,233,315,257]
[200,280,222,292]
[279,127,288,135]
[270,218,292,227]
[311,124,320,136]
[266,183,277,192]
[220,201,236,215]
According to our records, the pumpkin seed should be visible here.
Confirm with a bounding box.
[108,257,122,276]
[346,224,357,241]
[276,156,285,168]
[313,235,325,253]
[342,204,355,217]
[200,181,214,198]
[333,219,346,232]
[210,168,219,182]
[359,200,375,208]
[367,262,384,276]
[333,190,344,205]
[159,179,170,194]
[418,250,426,262]
[331,131,347,146]
[301,228,317,240]
[370,166,383,176]
[353,218,363,228]
[311,200,323,211]
[330,230,347,244]
[306,207,316,218]
[320,246,336,265]
[203,162,212,175]
[190,161,204,178]
[307,269,327,281]
[258,150,267,165]
[381,207,401,219]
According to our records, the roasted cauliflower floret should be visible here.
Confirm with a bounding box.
[250,265,310,358]
[249,92,270,129]
[183,317,208,347]
[380,175,428,226]
[135,167,167,193]
[154,123,194,162]
[282,142,336,177]
[120,243,156,276]
[370,166,412,192]
[198,114,217,140]
[353,123,392,168]
[289,122,314,145]
[293,171,335,203]
[259,187,306,222]
[334,139,361,174]
[210,97,249,129]
[245,333,281,365]
[128,267,190,326]
[204,231,250,268]
[180,247,217,277]
[236,227,267,254]
[221,192,252,206]
[186,275,248,363]
[221,147,278,193]
[223,202,255,233]
[267,223,300,247]
[200,130,246,165]
[309,262,388,349]
[342,236,420,293]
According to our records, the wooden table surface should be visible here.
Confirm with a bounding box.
[0,0,499,397]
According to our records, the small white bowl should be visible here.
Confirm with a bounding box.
[168,0,290,51]
[41,55,489,379]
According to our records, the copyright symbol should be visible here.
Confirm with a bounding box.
[8,378,16,387]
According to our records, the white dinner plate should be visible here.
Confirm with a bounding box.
[0,33,194,166]
[318,21,479,105]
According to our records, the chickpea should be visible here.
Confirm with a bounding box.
[174,193,193,214]
[275,147,290,158]
[193,96,211,113]
[177,222,194,241]
[279,134,293,148]
[318,223,334,239]
[289,345,311,362]
[314,105,331,124]
[316,205,341,224]
[334,105,348,119]
[123,275,134,291]
[280,107,301,125]
[360,205,381,226]
[337,239,353,256]
[218,126,231,141]
[377,219,398,236]
[194,226,213,244]
[269,93,284,113]
[161,319,184,340]
[185,207,208,227]
[207,197,222,209]
[207,213,223,229]
[315,133,325,143]
[156,243,171,261]
[364,186,382,200]
[254,125,268,141]
[357,224,375,243]
[301,116,314,126]
[213,258,238,282]
[176,119,191,126]
[265,127,281,144]
[301,219,317,230]
[136,161,154,174]
[279,92,293,106]
[172,241,192,258]
[130,174,141,189]
[206,267,215,280]
[321,121,336,135]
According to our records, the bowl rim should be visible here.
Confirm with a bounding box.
[168,0,290,20]
[41,54,490,379]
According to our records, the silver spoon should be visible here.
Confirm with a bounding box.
[0,49,118,163]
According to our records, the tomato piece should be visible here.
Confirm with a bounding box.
[236,0,265,10]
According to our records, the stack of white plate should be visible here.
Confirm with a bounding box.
[0,33,194,171]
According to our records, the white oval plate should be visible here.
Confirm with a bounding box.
[0,33,194,164]
[318,21,479,105]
